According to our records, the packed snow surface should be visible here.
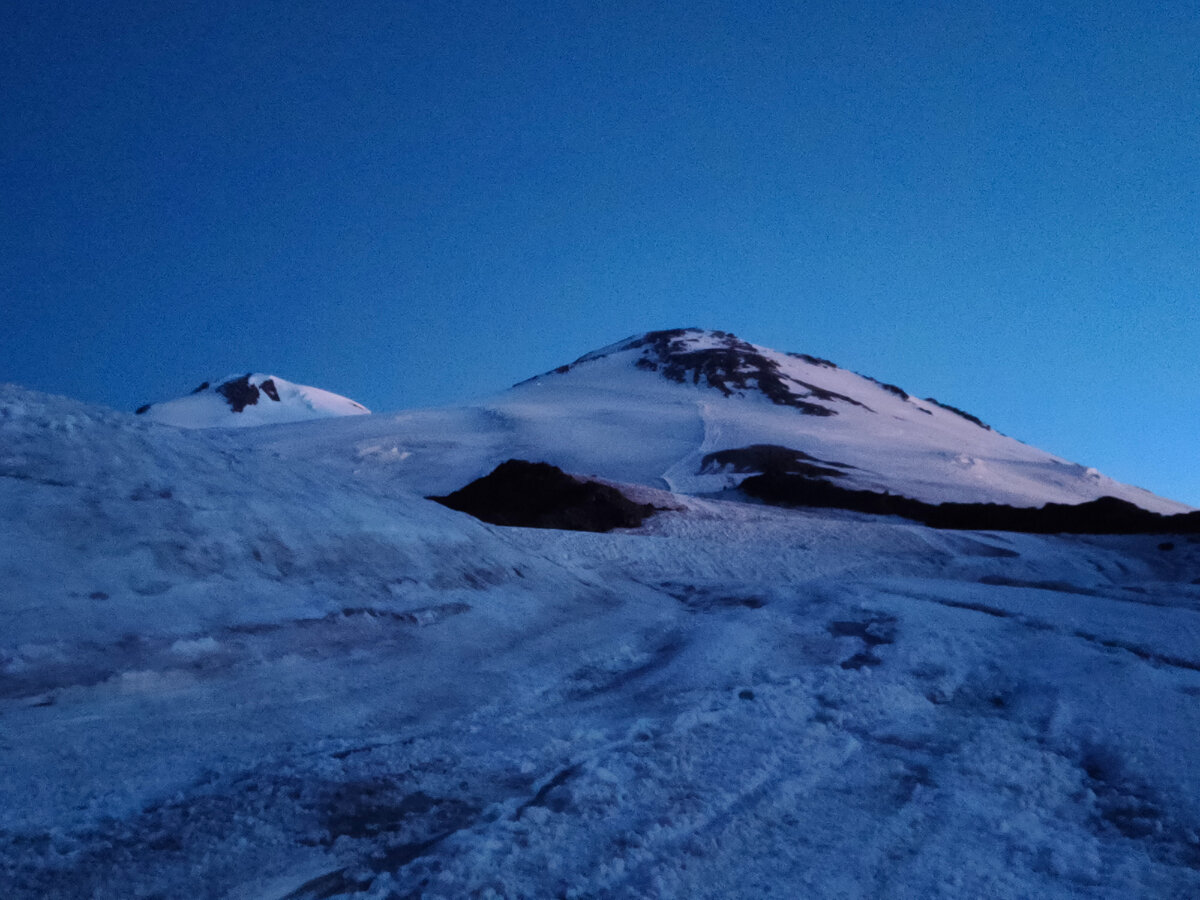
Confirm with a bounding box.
[3,374,1199,899]
[136,373,369,428]
[3,333,1197,897]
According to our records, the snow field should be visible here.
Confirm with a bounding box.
[3,380,1199,897]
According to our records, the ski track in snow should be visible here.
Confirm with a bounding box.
[659,400,715,494]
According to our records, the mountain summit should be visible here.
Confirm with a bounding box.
[135,372,369,428]
[524,328,997,423]
[525,328,883,417]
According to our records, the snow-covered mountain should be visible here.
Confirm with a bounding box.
[135,372,369,428]
[2,334,1199,899]
[249,328,1187,514]
[508,328,1185,511]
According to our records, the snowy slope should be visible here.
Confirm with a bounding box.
[244,329,1188,513]
[136,372,369,428]
[505,329,1189,512]
[2,382,1200,898]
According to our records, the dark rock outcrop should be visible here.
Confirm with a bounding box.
[739,473,1200,534]
[529,329,870,417]
[874,380,910,400]
[625,330,864,416]
[925,397,990,430]
[430,460,660,533]
[785,352,837,369]
[216,374,261,413]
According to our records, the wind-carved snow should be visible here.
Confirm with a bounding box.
[2,331,1199,898]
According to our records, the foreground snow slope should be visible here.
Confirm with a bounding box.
[240,329,1188,514]
[3,384,1199,899]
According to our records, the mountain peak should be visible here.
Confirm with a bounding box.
[614,329,861,416]
[525,328,907,419]
[524,328,997,430]
[135,373,369,428]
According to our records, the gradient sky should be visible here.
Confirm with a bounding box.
[3,1,1198,504]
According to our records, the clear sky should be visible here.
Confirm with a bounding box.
[3,1,1198,504]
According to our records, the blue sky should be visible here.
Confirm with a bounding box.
[3,1,1198,504]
